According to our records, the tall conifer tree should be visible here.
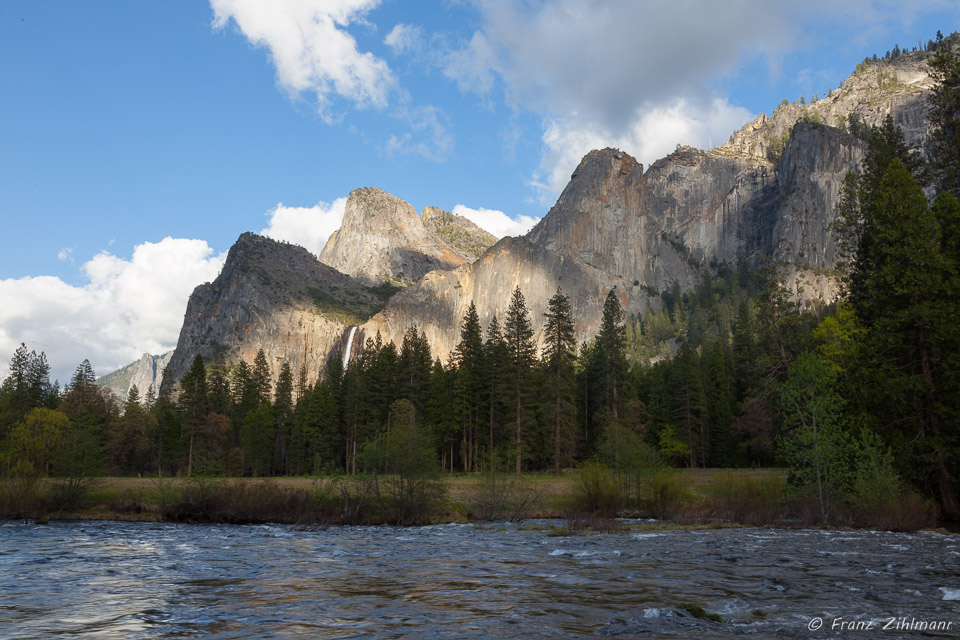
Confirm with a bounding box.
[542,287,577,475]
[504,287,535,474]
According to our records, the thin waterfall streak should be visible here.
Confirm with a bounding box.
[342,326,357,368]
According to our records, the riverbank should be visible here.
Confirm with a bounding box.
[2,468,949,533]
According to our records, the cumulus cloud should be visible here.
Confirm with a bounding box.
[442,31,498,96]
[210,0,395,118]
[443,0,951,201]
[452,204,539,238]
[384,23,423,56]
[449,1,792,126]
[260,197,348,255]
[534,98,754,200]
[57,247,73,262]
[0,238,225,383]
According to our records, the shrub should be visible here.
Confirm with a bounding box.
[0,459,43,520]
[599,421,662,508]
[706,474,785,525]
[163,478,338,525]
[363,400,446,525]
[571,461,621,517]
[646,469,692,522]
[854,489,939,532]
[470,454,541,522]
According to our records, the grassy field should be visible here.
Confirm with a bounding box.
[38,468,790,524]
[4,466,945,532]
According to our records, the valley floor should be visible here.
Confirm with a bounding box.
[8,468,948,534]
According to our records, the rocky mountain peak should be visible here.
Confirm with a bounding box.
[163,232,396,390]
[318,187,468,286]
[98,351,171,401]
[421,206,498,260]
[527,147,645,278]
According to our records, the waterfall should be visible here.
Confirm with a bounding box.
[342,326,357,368]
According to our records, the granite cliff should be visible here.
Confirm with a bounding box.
[163,232,395,388]
[98,352,171,401]
[318,187,490,286]
[165,49,937,387]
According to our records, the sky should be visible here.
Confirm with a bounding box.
[1,0,958,383]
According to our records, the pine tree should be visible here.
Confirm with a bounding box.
[542,287,577,475]
[597,289,629,424]
[399,325,432,419]
[504,287,535,474]
[483,316,509,457]
[242,402,275,476]
[206,365,231,415]
[424,359,457,472]
[707,341,735,467]
[110,394,153,475]
[295,362,309,405]
[178,354,209,476]
[126,384,141,406]
[252,349,272,404]
[731,299,757,401]
[671,344,707,467]
[1,344,52,433]
[929,31,960,197]
[274,362,294,472]
[847,160,960,518]
[454,303,485,470]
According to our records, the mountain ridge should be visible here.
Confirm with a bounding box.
[163,48,936,389]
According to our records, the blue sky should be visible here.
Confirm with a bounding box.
[1,0,958,382]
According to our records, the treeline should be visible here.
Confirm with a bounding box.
[0,276,795,479]
[856,29,957,72]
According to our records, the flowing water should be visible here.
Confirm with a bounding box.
[1,520,957,639]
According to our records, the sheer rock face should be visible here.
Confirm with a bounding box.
[97,351,171,401]
[361,124,866,362]
[165,52,927,380]
[318,188,468,285]
[361,236,641,361]
[163,233,392,390]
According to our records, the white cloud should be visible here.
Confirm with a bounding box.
[260,197,348,255]
[443,0,951,202]
[452,204,540,238]
[384,23,423,56]
[57,247,73,262]
[442,31,498,95]
[535,98,755,201]
[0,238,225,383]
[385,104,454,161]
[210,0,395,118]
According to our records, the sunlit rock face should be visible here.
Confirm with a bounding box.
[167,54,935,380]
[163,232,392,390]
[98,351,171,401]
[319,187,470,286]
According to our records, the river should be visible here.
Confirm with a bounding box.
[1,520,957,638]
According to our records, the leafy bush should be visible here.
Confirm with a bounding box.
[0,459,43,520]
[571,461,621,517]
[646,469,692,522]
[363,400,446,525]
[599,421,662,507]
